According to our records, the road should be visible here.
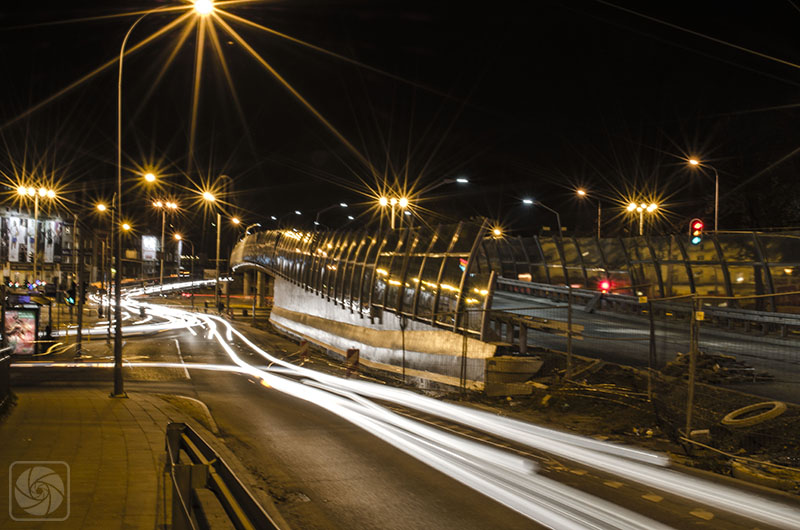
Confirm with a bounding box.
[9,285,800,529]
[492,291,800,403]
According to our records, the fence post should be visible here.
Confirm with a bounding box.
[648,300,655,401]
[566,285,573,380]
[685,296,699,438]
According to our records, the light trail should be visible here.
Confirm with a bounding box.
[22,285,800,529]
[199,315,800,530]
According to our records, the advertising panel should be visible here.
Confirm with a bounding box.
[142,235,158,261]
[8,216,22,263]
[4,309,38,355]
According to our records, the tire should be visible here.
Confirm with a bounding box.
[721,401,787,428]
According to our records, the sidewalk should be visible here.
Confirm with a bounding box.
[1,388,182,529]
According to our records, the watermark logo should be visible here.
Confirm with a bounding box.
[9,461,70,521]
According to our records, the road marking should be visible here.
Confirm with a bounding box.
[642,494,663,503]
[174,338,191,379]
[690,509,714,521]
[604,481,623,488]
[569,469,588,476]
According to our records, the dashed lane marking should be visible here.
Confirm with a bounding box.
[690,509,714,521]
[569,469,588,476]
[603,481,623,488]
[642,494,663,503]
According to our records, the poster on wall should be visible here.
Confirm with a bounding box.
[4,309,37,355]
[8,216,22,263]
[25,218,35,263]
[142,235,158,261]
[44,220,56,263]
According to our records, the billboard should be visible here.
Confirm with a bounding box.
[4,309,38,355]
[142,235,158,261]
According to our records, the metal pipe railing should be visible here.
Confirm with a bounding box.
[165,422,283,530]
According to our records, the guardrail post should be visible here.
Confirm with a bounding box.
[0,352,11,410]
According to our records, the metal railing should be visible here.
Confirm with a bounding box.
[165,422,282,530]
[0,348,11,410]
[496,277,800,336]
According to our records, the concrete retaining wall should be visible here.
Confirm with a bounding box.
[270,277,496,390]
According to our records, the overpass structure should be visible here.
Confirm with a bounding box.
[230,221,800,393]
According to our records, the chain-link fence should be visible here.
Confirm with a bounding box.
[482,288,800,471]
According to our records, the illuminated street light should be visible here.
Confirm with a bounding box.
[174,233,195,306]
[17,183,56,280]
[153,199,180,291]
[144,172,156,183]
[398,197,409,208]
[379,196,389,207]
[232,217,240,225]
[390,197,398,206]
[122,223,132,231]
[687,158,720,232]
[492,227,503,238]
[576,189,602,239]
[315,202,348,227]
[626,201,658,235]
[456,177,469,183]
[202,191,216,202]
[96,203,107,212]
[193,0,214,15]
[522,198,562,235]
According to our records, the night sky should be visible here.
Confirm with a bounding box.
[2,0,800,253]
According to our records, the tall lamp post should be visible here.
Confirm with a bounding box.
[17,185,56,282]
[314,202,348,227]
[688,158,720,232]
[523,198,562,235]
[626,202,658,235]
[379,196,409,229]
[576,188,602,239]
[151,198,178,291]
[202,191,222,310]
[114,1,215,397]
[174,234,195,309]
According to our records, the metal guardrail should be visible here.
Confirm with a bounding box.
[0,348,12,410]
[166,422,281,530]
[496,277,800,335]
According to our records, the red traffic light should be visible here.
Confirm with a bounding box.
[599,280,611,292]
[692,220,704,230]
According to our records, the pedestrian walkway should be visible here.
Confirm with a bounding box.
[0,388,185,529]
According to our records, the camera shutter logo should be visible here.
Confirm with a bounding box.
[9,462,70,521]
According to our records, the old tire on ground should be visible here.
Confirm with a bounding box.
[721,401,787,428]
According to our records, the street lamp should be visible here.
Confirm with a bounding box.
[379,196,409,229]
[174,233,195,309]
[113,1,217,397]
[627,202,658,235]
[245,222,261,235]
[16,184,56,281]
[201,191,222,310]
[688,158,720,232]
[522,198,562,235]
[315,202,348,226]
[151,196,179,292]
[576,188,602,239]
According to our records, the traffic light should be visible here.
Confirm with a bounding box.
[599,279,611,293]
[65,281,77,306]
[81,280,88,300]
[690,218,704,245]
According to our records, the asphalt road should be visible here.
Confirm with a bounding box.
[8,302,800,529]
[492,291,800,403]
